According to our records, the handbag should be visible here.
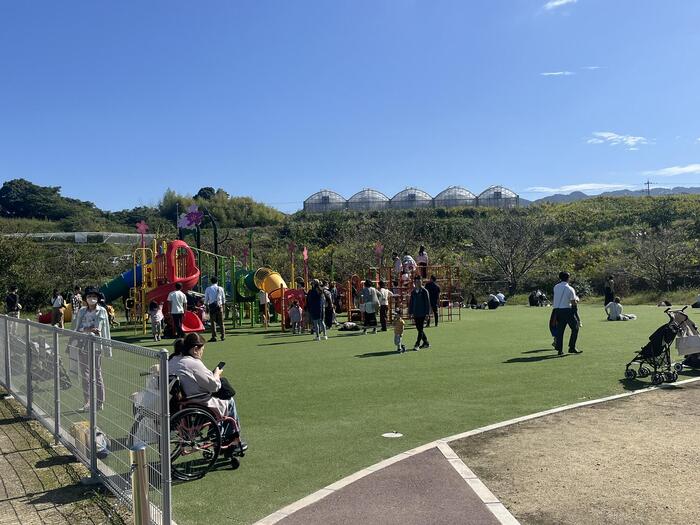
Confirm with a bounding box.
[213,377,236,400]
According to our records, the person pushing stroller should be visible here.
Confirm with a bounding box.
[552,272,582,356]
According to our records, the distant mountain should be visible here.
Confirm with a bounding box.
[533,186,700,205]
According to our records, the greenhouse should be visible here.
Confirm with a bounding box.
[303,189,347,212]
[390,187,433,209]
[433,186,477,208]
[347,188,390,211]
[478,185,519,208]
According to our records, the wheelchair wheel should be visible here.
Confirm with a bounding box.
[170,407,221,481]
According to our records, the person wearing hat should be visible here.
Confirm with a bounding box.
[72,286,111,411]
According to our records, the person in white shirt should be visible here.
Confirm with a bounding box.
[496,291,506,305]
[204,276,226,341]
[377,280,394,331]
[257,289,269,328]
[552,272,582,356]
[51,289,65,328]
[392,253,402,285]
[167,283,188,338]
[605,297,637,321]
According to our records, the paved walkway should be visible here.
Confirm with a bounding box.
[276,447,503,525]
[0,392,123,525]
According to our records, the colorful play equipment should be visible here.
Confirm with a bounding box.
[102,239,204,335]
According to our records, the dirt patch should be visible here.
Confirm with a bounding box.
[452,380,700,525]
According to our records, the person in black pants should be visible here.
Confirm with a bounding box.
[409,276,431,350]
[424,275,441,327]
[603,276,615,306]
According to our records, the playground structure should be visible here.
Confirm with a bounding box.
[339,265,463,324]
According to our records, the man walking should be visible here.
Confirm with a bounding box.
[409,276,431,350]
[552,271,582,356]
[167,283,187,338]
[424,275,441,327]
[205,276,226,341]
[377,280,394,331]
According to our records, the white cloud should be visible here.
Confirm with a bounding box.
[643,164,700,177]
[696,137,700,143]
[544,0,577,10]
[541,71,575,76]
[587,131,649,150]
[526,183,635,194]
[581,66,602,70]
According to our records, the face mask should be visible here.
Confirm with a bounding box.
[87,298,98,306]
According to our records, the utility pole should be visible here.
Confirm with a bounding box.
[644,180,652,197]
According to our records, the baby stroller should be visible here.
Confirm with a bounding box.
[673,309,700,370]
[624,307,688,385]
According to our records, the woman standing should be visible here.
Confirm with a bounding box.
[72,286,111,411]
[51,289,66,328]
[603,276,615,306]
[416,245,429,278]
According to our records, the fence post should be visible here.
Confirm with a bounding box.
[25,323,33,417]
[130,443,151,525]
[88,338,98,481]
[4,317,10,390]
[53,330,60,446]
[158,349,172,524]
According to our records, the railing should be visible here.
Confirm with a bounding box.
[0,315,172,525]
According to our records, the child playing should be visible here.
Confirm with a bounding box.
[393,310,406,353]
[288,300,303,334]
[148,301,164,341]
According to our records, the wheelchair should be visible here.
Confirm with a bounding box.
[130,374,244,481]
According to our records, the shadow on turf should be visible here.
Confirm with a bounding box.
[355,350,402,358]
[504,350,566,363]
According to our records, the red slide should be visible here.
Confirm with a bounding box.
[148,240,204,334]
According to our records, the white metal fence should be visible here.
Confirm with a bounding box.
[0,315,172,525]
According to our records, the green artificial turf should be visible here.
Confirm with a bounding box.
[114,305,698,524]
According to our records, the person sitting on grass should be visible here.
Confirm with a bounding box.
[605,297,637,321]
[170,333,247,452]
[487,293,500,310]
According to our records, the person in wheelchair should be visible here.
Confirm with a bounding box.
[170,333,247,453]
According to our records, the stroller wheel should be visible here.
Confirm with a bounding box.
[651,372,664,386]
[638,367,650,378]
[666,371,679,383]
[673,362,683,373]
[230,456,240,470]
[624,368,637,380]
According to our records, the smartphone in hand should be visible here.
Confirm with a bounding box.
[215,361,226,371]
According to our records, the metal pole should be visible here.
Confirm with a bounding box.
[4,317,10,390]
[130,443,151,525]
[158,350,172,525]
[25,323,33,417]
[88,338,98,480]
[53,330,60,445]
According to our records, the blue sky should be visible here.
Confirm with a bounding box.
[1,0,699,213]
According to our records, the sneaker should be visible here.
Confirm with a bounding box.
[401,345,406,353]
[568,348,582,354]
[396,348,402,353]
[557,350,564,356]
[413,346,420,351]
[314,335,320,341]
[209,337,217,343]
[420,343,431,349]
[322,335,328,340]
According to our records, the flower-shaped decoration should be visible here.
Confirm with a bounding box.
[177,204,205,229]
[136,221,149,234]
